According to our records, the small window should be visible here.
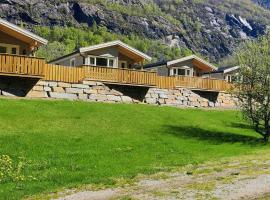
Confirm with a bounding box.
[0,46,7,54]
[90,57,95,65]
[70,58,76,67]
[96,58,107,67]
[23,49,27,55]
[11,48,17,55]
[108,59,114,67]
[186,69,191,76]
[178,69,186,76]
[173,69,177,75]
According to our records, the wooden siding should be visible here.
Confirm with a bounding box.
[0,54,45,78]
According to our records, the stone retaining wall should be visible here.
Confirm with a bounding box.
[15,80,237,108]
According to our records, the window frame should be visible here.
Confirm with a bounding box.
[70,58,76,67]
[171,67,193,77]
[0,43,20,55]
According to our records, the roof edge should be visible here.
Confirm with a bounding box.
[0,18,48,45]
[79,40,152,61]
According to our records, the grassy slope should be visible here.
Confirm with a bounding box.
[0,99,268,199]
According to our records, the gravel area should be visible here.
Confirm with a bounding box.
[55,152,270,200]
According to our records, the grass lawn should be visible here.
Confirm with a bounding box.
[0,98,268,199]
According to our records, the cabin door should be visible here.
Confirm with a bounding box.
[119,61,127,69]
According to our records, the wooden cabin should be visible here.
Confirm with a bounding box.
[144,55,217,77]
[49,40,152,69]
[203,66,240,83]
[0,18,47,78]
[0,18,47,56]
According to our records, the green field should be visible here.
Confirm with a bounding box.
[0,99,268,199]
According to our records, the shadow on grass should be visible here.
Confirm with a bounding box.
[163,125,266,146]
[230,122,254,130]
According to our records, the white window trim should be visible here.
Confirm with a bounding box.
[88,56,96,66]
[171,66,194,77]
[70,58,76,67]
[0,43,20,55]
[107,58,115,67]
[86,55,116,68]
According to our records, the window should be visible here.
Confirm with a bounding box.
[178,69,186,75]
[90,57,95,65]
[85,56,115,67]
[226,75,232,83]
[186,69,191,76]
[108,59,114,67]
[96,57,107,67]
[70,58,76,67]
[11,48,17,55]
[0,46,7,54]
[172,67,193,76]
[0,43,19,55]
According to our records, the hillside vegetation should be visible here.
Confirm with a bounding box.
[1,0,270,63]
[0,99,268,199]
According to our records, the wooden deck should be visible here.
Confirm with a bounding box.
[0,54,45,78]
[175,76,233,92]
[43,65,232,91]
[0,55,233,92]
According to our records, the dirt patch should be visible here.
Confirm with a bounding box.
[52,151,270,200]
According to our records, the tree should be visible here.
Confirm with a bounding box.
[36,41,68,62]
[236,33,270,141]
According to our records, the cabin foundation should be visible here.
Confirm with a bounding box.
[0,79,238,108]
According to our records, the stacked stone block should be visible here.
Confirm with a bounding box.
[26,80,134,103]
[0,79,237,108]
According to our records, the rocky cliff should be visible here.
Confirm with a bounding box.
[0,0,269,62]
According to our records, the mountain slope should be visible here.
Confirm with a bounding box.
[0,0,269,62]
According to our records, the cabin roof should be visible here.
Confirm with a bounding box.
[207,66,240,74]
[0,18,48,46]
[79,40,152,62]
[144,55,217,71]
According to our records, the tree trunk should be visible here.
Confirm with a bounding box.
[263,134,269,142]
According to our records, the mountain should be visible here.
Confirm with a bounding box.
[253,0,270,9]
[1,0,270,63]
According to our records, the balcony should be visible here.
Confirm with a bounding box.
[44,65,233,92]
[0,54,45,78]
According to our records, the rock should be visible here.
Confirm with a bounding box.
[145,98,157,104]
[49,92,78,100]
[52,87,65,93]
[84,89,98,94]
[32,86,44,91]
[65,88,84,94]
[71,84,89,89]
[78,94,88,100]
[107,95,121,102]
[47,82,58,87]
[82,80,97,86]
[89,94,107,101]
[44,86,52,92]
[121,96,133,103]
[37,80,49,86]
[58,82,71,88]
[27,91,48,98]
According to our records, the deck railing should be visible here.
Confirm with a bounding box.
[0,54,45,77]
[84,66,158,87]
[44,64,85,83]
[175,76,233,91]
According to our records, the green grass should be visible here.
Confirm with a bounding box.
[0,98,268,199]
